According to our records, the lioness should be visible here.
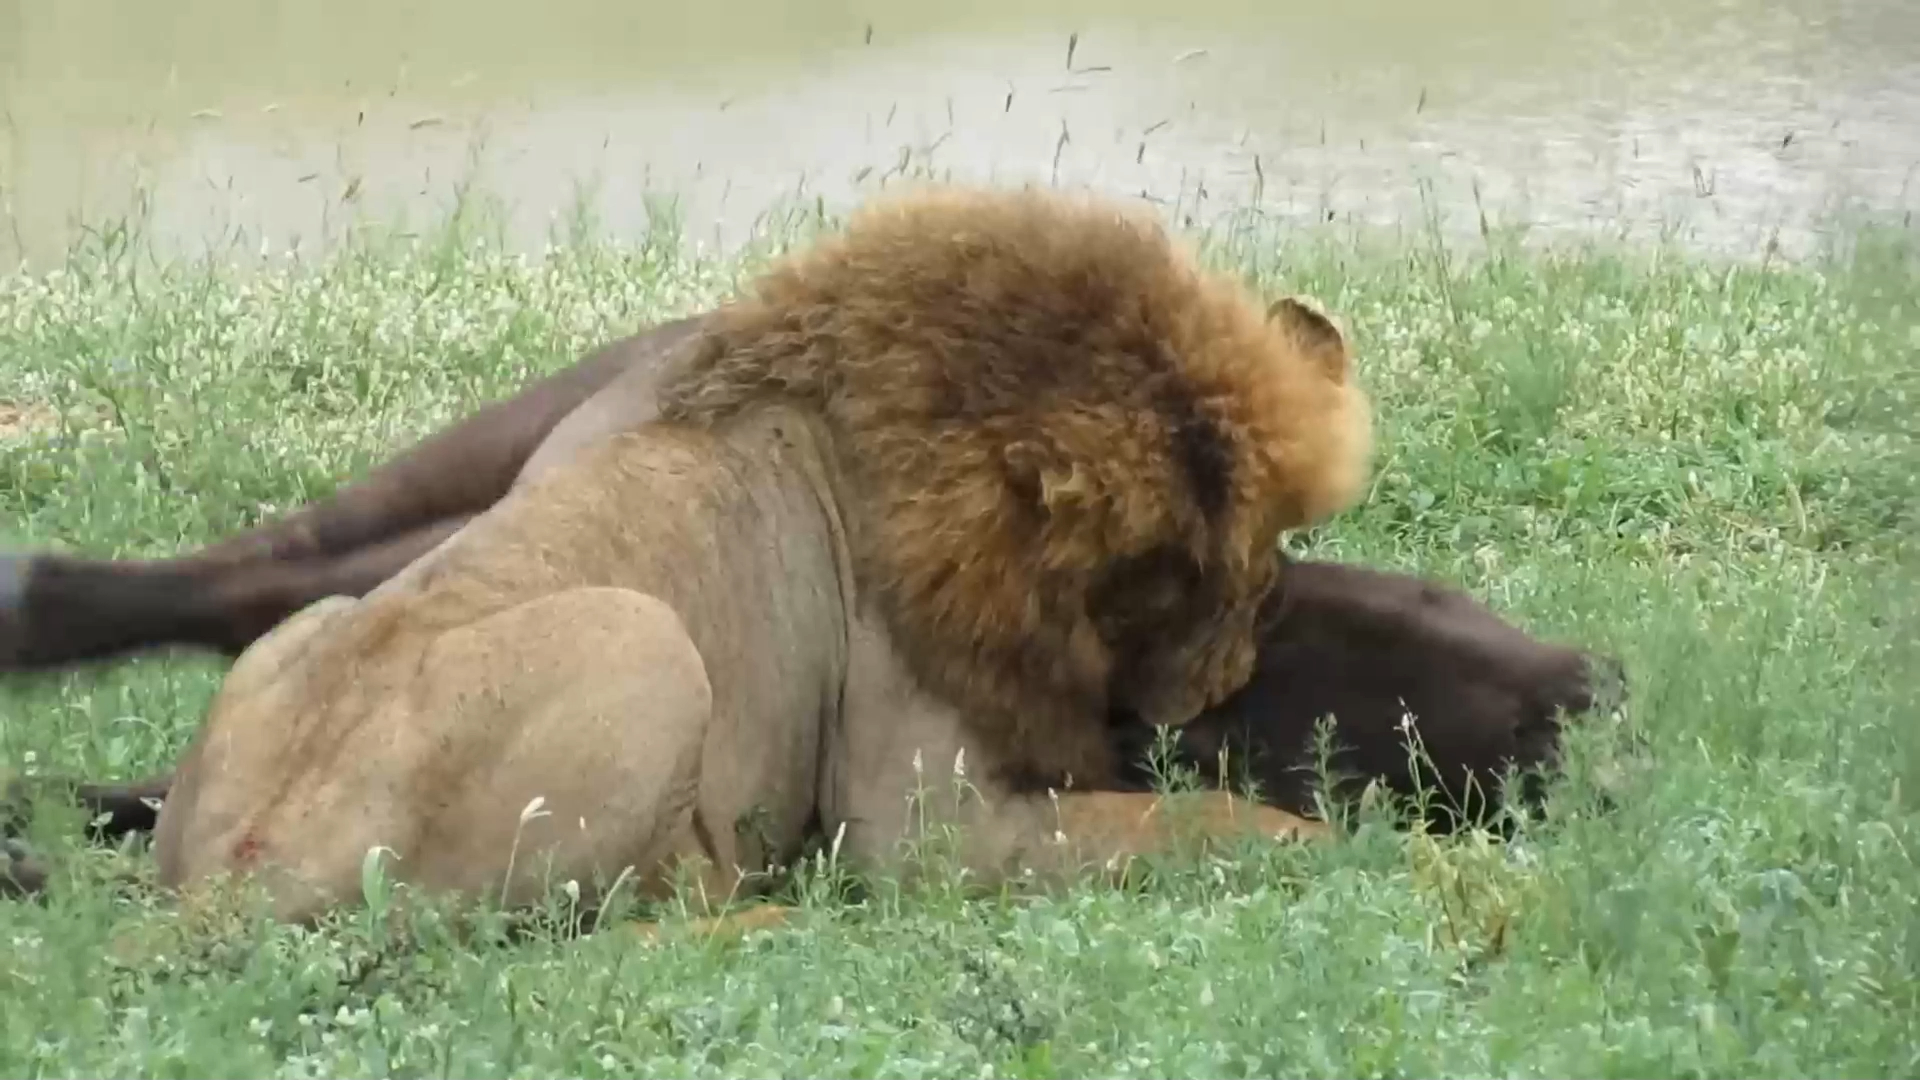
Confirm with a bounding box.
[131,184,1374,924]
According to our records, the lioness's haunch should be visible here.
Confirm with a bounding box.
[123,184,1374,923]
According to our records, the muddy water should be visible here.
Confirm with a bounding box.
[1,0,1915,268]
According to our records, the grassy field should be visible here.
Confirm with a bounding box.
[0,199,1915,1077]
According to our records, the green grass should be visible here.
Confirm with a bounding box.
[0,197,1915,1078]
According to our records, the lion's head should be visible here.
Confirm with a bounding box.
[658,185,1373,784]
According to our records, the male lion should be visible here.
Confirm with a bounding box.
[134,184,1373,924]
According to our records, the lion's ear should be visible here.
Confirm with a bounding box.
[1266,295,1351,381]
[1002,440,1092,516]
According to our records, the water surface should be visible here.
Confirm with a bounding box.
[3,0,1915,266]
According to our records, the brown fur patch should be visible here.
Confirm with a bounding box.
[657,185,1373,788]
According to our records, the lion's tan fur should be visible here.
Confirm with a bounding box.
[152,185,1367,923]
[157,410,859,917]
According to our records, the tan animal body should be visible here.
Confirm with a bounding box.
[149,185,1374,924]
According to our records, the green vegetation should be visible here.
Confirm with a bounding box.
[1,199,1914,1077]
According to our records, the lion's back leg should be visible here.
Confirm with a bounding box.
[157,586,730,923]
[397,587,728,911]
[829,611,1328,893]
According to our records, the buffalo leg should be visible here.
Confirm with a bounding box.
[0,523,463,852]
[2,518,469,667]
[0,325,689,671]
